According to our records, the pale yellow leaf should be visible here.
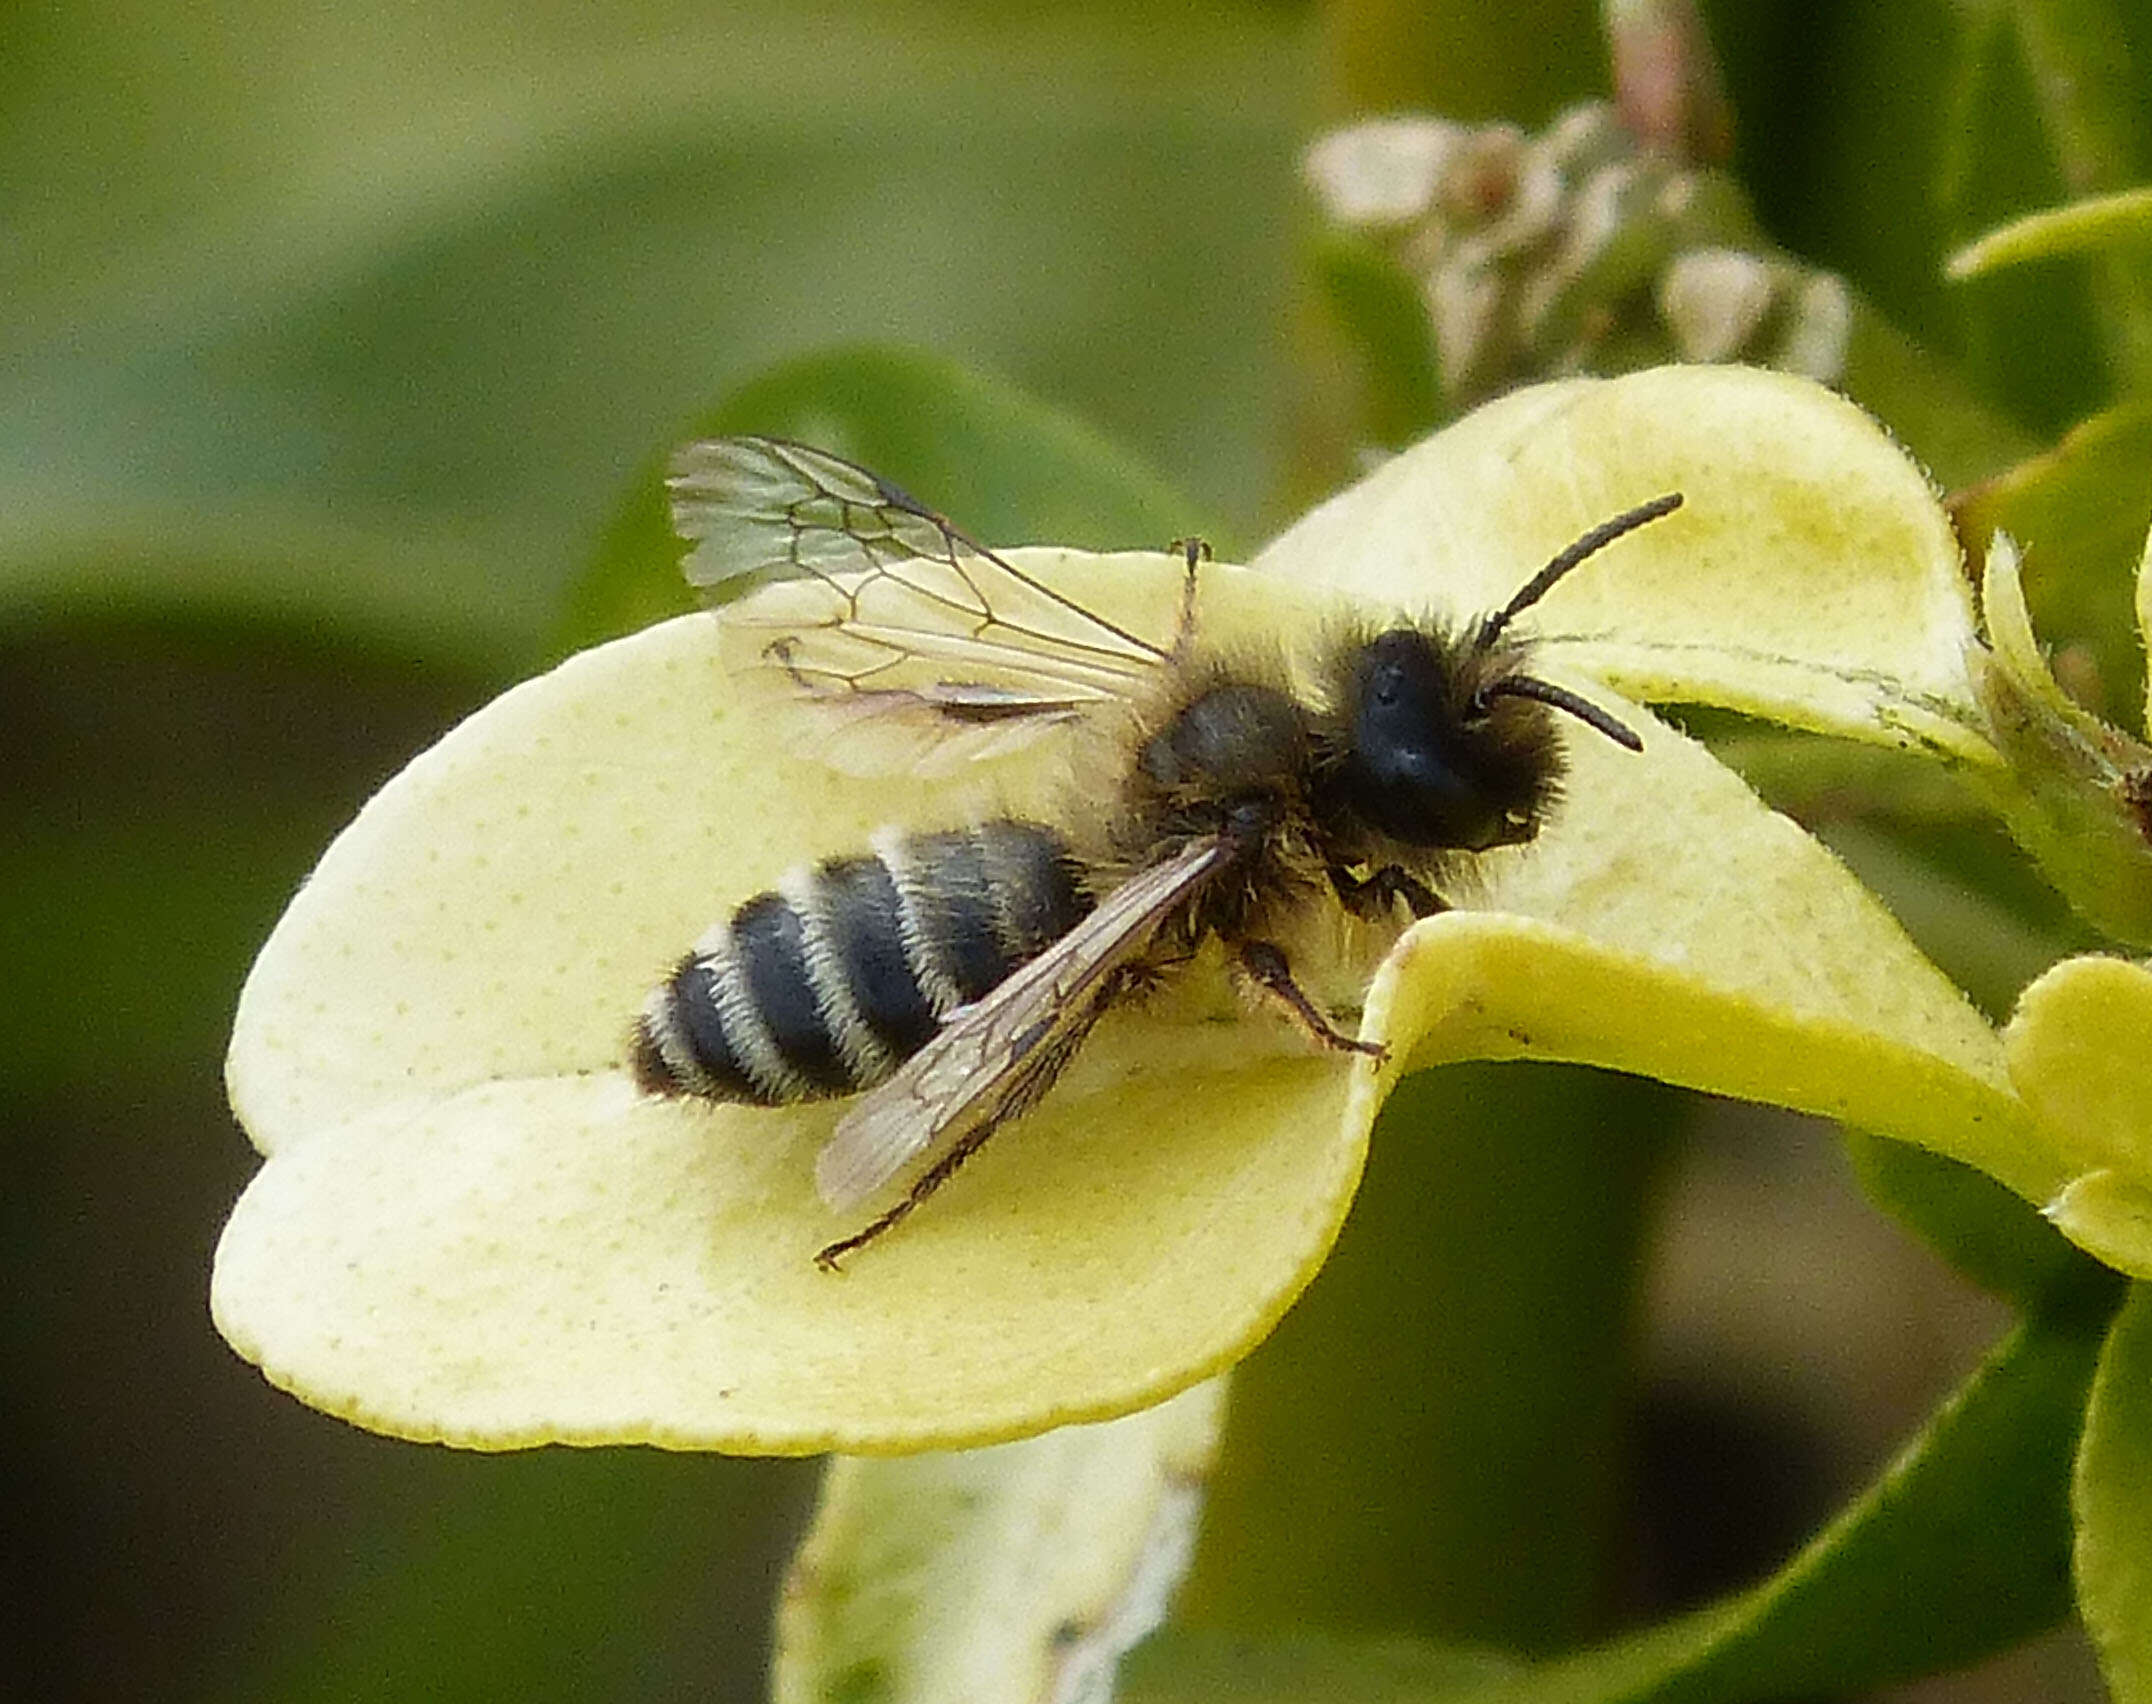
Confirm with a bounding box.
[1257,365,1989,762]
[774,1382,1224,1704]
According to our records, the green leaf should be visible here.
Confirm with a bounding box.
[1967,535,2152,948]
[1998,4,2152,386]
[1164,1305,2112,1704]
[230,1451,808,1704]
[1844,1130,2099,1312]
[1121,1628,1517,1703]
[2075,1283,2152,1701]
[0,11,1300,662]
[1306,233,1444,448]
[558,344,1216,657]
[771,1383,1223,1704]
[1952,399,2152,721]
[1948,185,2152,278]
[1835,308,2038,491]
[1181,1065,1678,1651]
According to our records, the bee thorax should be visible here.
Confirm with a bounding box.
[1137,680,1309,795]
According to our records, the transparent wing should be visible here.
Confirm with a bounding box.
[814,835,1233,1211]
[669,437,1173,772]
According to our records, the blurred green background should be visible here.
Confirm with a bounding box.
[5,1,2144,1699]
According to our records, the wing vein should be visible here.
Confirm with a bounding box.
[669,436,1174,776]
[814,835,1232,1211]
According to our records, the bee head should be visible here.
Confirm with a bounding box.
[1331,628,1564,852]
[1325,494,1676,856]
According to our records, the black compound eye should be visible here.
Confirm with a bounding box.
[1353,634,1444,746]
[1341,629,1525,851]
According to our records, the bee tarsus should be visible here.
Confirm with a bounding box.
[1238,939,1387,1060]
[1166,536,1209,657]
[813,1114,1005,1272]
[1328,863,1448,921]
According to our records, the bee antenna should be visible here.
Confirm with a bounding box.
[1480,675,1644,751]
[1476,493,1683,649]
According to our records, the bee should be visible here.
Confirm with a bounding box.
[631,436,1681,1268]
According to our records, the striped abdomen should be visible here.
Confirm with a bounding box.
[632,819,1094,1104]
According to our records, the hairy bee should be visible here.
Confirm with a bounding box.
[632,436,1681,1267]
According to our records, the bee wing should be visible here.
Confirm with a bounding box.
[814,834,1234,1212]
[669,437,1171,770]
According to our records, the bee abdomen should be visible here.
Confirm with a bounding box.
[632,819,1093,1104]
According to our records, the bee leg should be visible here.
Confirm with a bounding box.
[815,1121,1001,1271]
[1372,866,1446,918]
[1330,864,1448,921]
[1238,940,1386,1060]
[1165,536,1210,657]
[816,990,1119,1270]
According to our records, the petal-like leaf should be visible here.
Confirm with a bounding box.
[1360,706,2054,1205]
[773,1382,1223,1704]
[2008,954,2152,1274]
[217,538,2055,1451]
[1256,365,1989,762]
[218,563,1367,1451]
